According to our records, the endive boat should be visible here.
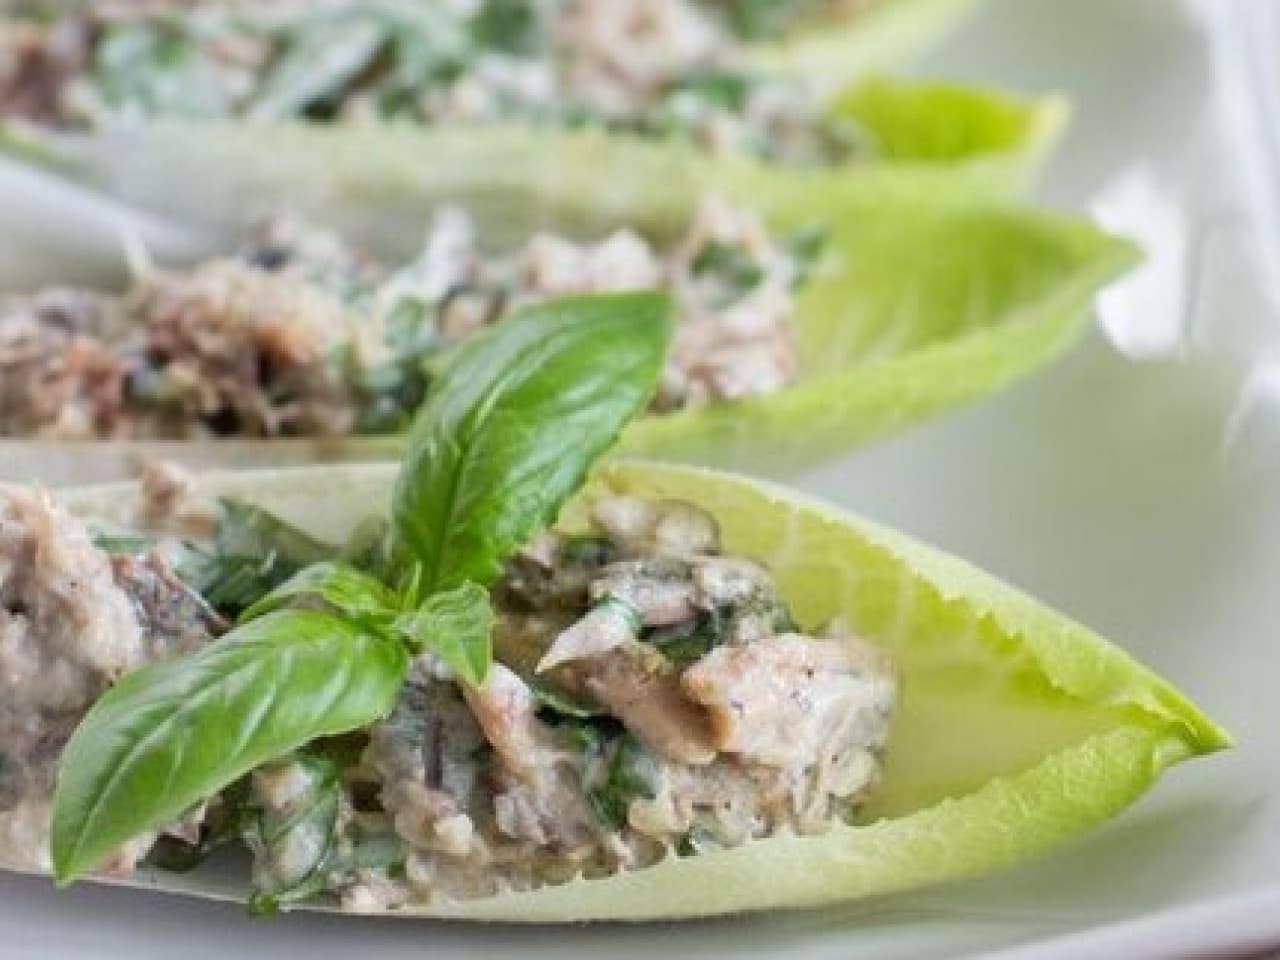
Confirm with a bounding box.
[0,80,1068,256]
[0,0,1066,247]
[0,184,1137,482]
[0,293,1227,920]
[1,0,981,136]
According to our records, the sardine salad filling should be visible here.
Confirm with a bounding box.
[0,0,875,165]
[0,474,896,909]
[0,199,821,440]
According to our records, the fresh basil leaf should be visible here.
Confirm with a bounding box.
[396,581,493,687]
[51,609,408,885]
[238,561,399,625]
[392,293,672,593]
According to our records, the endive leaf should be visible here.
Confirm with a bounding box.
[48,461,1226,919]
[752,77,1070,230]
[621,205,1140,472]
[0,77,1066,264]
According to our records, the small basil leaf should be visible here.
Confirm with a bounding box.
[392,293,672,593]
[51,609,408,885]
[238,561,399,625]
[395,581,493,687]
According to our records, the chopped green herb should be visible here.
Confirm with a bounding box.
[675,827,720,858]
[560,535,616,566]
[691,240,765,305]
[672,69,754,111]
[242,752,342,913]
[90,531,153,556]
[647,606,730,669]
[471,0,540,55]
[784,226,828,285]
[532,682,602,721]
[587,734,660,833]
[353,298,436,434]
[174,499,331,617]
[597,595,645,636]
[92,19,232,119]
[248,11,389,121]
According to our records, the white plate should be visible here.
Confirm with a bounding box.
[1,0,1277,957]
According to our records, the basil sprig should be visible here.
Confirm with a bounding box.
[392,293,671,593]
[50,292,672,885]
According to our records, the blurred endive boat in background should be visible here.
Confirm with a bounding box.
[0,0,1123,484]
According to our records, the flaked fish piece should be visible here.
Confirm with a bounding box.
[537,557,698,670]
[681,633,895,769]
[589,496,659,544]
[536,597,640,672]
[462,664,562,784]
[591,559,697,624]
[578,642,716,766]
[461,665,598,851]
